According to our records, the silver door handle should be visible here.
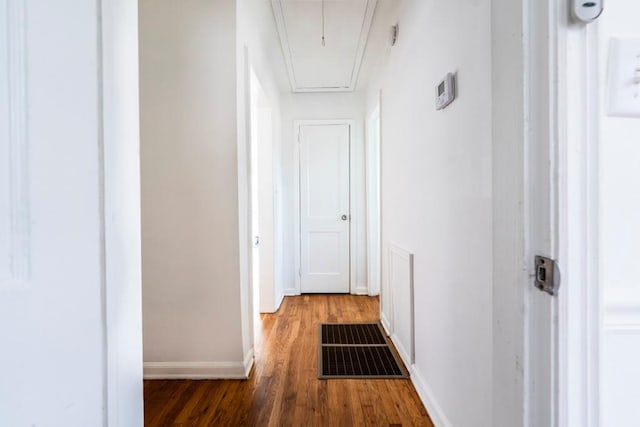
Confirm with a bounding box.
[341,215,348,221]
[254,236,260,246]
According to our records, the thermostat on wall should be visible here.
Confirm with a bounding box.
[435,72,456,110]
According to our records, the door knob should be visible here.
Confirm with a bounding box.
[341,215,348,221]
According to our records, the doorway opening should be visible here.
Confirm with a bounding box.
[248,67,276,331]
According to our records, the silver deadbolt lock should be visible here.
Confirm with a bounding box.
[534,256,561,296]
[341,215,348,221]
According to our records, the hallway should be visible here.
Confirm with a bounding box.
[144,295,432,426]
[5,1,638,426]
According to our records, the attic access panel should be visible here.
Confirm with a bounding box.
[271,0,378,92]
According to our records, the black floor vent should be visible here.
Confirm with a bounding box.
[321,323,387,345]
[318,323,408,379]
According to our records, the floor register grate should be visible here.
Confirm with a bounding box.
[318,323,409,379]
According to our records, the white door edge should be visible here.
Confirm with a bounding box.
[556,5,602,427]
[526,0,561,424]
[526,1,602,426]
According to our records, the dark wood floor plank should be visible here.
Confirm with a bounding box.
[182,381,229,426]
[172,381,208,425]
[144,295,433,426]
[145,380,192,426]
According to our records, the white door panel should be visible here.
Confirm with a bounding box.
[0,1,143,423]
[300,124,350,293]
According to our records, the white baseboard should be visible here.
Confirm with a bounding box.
[275,291,285,312]
[243,348,254,377]
[283,288,298,296]
[352,284,369,295]
[410,364,453,427]
[284,288,373,297]
[144,354,253,380]
[390,333,412,368]
[380,311,392,336]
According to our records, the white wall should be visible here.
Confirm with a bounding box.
[281,91,368,295]
[491,0,527,425]
[1,0,142,424]
[140,0,248,378]
[599,1,640,425]
[368,1,493,426]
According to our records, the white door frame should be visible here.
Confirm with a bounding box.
[366,103,381,297]
[293,119,356,295]
[526,0,561,424]
[526,0,601,425]
[556,4,601,427]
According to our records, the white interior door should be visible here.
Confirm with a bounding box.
[529,1,601,425]
[594,2,640,426]
[557,5,602,426]
[249,75,260,324]
[299,123,350,294]
[249,68,276,314]
[1,1,143,424]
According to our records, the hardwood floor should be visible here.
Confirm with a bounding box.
[144,295,433,426]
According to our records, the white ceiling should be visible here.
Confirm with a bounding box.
[271,0,379,92]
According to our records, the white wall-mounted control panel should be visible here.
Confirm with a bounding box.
[435,72,456,110]
[607,38,640,118]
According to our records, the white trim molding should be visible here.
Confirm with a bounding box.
[365,102,381,297]
[380,311,392,337]
[275,290,285,312]
[410,364,454,427]
[352,284,369,296]
[604,288,640,329]
[244,348,255,377]
[144,351,255,380]
[283,287,298,297]
[2,0,30,285]
[270,0,377,92]
[389,334,411,376]
[556,2,602,427]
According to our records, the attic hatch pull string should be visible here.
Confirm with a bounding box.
[321,0,325,47]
